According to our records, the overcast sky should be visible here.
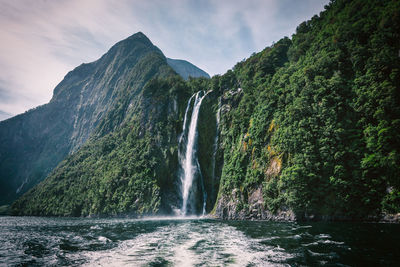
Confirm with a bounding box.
[0,0,329,120]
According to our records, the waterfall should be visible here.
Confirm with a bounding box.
[211,100,221,180]
[178,94,195,145]
[210,99,221,200]
[178,91,209,215]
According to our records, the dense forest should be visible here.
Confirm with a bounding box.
[210,0,400,220]
[12,0,400,221]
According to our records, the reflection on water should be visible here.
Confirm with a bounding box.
[0,216,399,266]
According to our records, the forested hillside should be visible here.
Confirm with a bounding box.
[12,0,400,220]
[0,33,208,208]
[12,76,190,216]
[0,33,171,205]
[210,0,400,220]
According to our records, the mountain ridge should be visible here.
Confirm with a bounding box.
[7,0,400,221]
[0,32,208,206]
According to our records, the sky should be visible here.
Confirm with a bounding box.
[0,0,329,120]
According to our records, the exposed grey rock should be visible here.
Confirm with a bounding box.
[0,32,209,205]
[167,58,210,80]
[213,185,296,222]
[380,213,400,223]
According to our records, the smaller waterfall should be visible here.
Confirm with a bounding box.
[211,99,221,184]
[178,91,209,215]
[209,99,221,204]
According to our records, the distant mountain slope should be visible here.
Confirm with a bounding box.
[0,32,178,205]
[0,110,13,121]
[167,58,210,80]
[11,0,400,221]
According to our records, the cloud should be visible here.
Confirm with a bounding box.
[0,0,329,116]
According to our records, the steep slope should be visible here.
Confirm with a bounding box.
[11,0,400,220]
[12,76,194,216]
[167,58,210,80]
[11,78,218,217]
[0,32,186,205]
[210,0,400,221]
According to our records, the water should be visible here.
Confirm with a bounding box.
[210,100,221,199]
[179,91,208,215]
[178,94,195,146]
[1,216,399,266]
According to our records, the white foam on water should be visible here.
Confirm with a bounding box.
[97,236,110,243]
[316,234,332,239]
[77,220,292,266]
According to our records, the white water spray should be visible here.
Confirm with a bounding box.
[179,91,209,215]
[178,94,195,145]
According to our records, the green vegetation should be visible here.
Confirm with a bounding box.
[12,76,192,216]
[0,32,174,206]
[209,0,400,219]
[11,0,400,220]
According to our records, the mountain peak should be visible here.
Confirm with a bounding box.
[129,31,146,38]
[112,31,156,52]
[125,31,151,43]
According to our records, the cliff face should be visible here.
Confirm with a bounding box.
[8,32,214,216]
[10,75,221,217]
[9,0,400,220]
[0,32,208,206]
[210,0,400,221]
[11,76,191,216]
[214,186,296,221]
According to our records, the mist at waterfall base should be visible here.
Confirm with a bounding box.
[2,94,400,266]
[4,94,399,266]
[1,216,400,266]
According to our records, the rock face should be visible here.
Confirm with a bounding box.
[381,213,400,223]
[208,0,400,222]
[167,58,210,80]
[214,186,296,221]
[7,0,400,221]
[0,32,209,206]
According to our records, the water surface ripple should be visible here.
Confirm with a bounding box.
[0,216,399,266]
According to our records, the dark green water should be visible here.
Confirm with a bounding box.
[0,216,399,266]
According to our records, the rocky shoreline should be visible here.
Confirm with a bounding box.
[211,187,400,223]
[210,208,400,224]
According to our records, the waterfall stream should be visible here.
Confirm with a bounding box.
[210,100,221,200]
[178,94,195,145]
[178,91,209,215]
[212,101,221,180]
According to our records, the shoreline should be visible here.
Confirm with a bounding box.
[2,212,399,224]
